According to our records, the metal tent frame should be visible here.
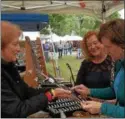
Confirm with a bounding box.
[1,0,124,22]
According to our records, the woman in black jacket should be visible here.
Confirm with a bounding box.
[1,21,71,118]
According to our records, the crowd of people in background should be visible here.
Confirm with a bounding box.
[43,40,82,61]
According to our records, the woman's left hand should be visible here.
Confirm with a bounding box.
[80,101,102,114]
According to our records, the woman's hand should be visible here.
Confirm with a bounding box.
[81,101,102,114]
[71,84,90,98]
[54,88,71,98]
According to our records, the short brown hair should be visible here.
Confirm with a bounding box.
[82,31,98,60]
[1,21,22,49]
[98,19,125,49]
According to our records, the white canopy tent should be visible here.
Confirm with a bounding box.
[2,0,124,22]
[41,33,63,42]
[41,34,82,42]
[61,35,83,42]
[22,32,40,41]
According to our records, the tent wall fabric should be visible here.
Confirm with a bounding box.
[1,14,49,22]
[1,0,124,21]
[1,14,49,31]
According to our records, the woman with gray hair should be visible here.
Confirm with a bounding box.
[1,21,71,118]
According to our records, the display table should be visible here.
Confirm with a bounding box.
[28,110,108,118]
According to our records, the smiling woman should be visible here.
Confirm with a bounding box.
[75,31,112,88]
[1,21,22,62]
[1,21,72,118]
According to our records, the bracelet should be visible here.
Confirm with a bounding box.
[51,89,55,99]
[45,92,52,101]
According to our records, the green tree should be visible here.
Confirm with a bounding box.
[107,11,121,21]
[40,25,50,35]
[40,12,120,37]
[49,14,66,36]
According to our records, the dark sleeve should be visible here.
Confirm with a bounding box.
[15,64,51,98]
[1,78,48,118]
[75,60,88,85]
[21,79,51,98]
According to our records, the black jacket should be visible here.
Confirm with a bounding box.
[1,59,48,118]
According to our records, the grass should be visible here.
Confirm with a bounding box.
[46,55,83,81]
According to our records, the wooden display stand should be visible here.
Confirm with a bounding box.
[23,36,48,88]
[35,38,48,76]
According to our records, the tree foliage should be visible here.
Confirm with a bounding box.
[40,25,50,35]
[40,12,120,37]
[107,11,121,21]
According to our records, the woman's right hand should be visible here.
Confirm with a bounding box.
[53,88,71,99]
[71,84,90,98]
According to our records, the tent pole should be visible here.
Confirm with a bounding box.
[102,0,106,23]
[48,25,60,78]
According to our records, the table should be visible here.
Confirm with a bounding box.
[28,110,108,118]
